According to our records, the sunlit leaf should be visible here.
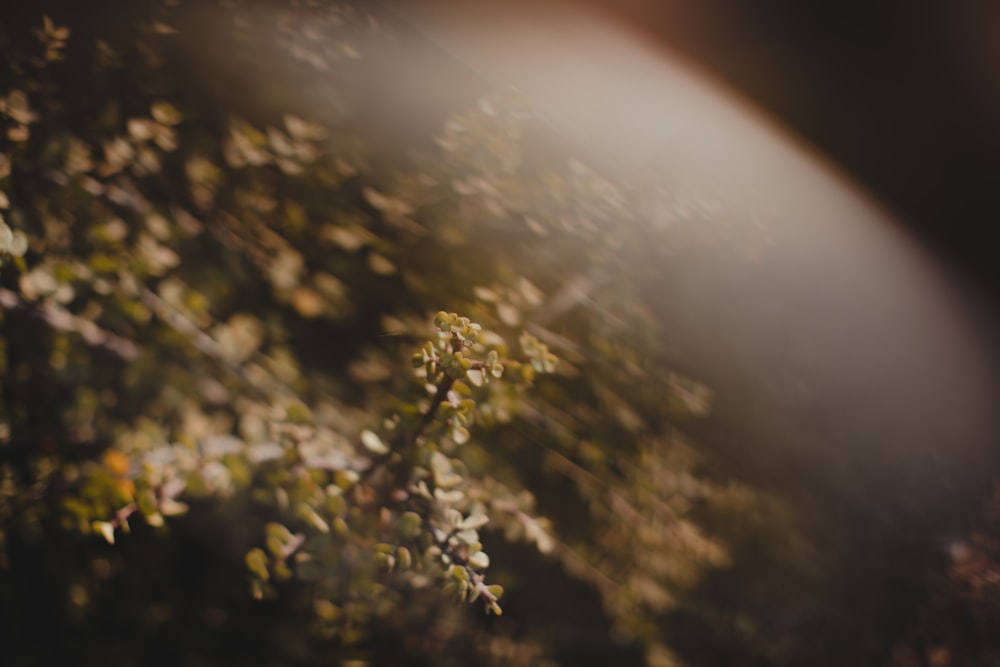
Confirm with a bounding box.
[360,429,389,455]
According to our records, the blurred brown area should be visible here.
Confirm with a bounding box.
[888,484,1000,667]
[387,3,1000,664]
[574,0,1000,296]
[402,0,1000,296]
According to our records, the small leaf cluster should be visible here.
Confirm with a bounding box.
[225,312,558,625]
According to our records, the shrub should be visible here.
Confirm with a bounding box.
[1,5,753,665]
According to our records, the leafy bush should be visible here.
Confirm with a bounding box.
[1,4,756,666]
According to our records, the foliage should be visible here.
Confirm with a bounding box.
[0,3,761,666]
[888,484,1000,667]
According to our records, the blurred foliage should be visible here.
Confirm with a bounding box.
[0,2,768,666]
[888,483,1000,667]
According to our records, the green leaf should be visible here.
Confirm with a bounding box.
[325,489,346,517]
[466,369,484,387]
[375,552,395,572]
[92,520,115,545]
[368,252,397,275]
[297,503,329,533]
[334,469,360,488]
[137,489,159,516]
[459,513,489,530]
[313,599,342,622]
[434,311,452,332]
[360,429,389,455]
[395,511,423,539]
[266,535,284,558]
[285,401,313,425]
[443,508,463,529]
[468,550,490,570]
[273,560,292,581]
[451,424,470,445]
[455,528,479,545]
[245,548,270,581]
[432,452,463,488]
[265,522,295,556]
[266,521,295,544]
[150,101,182,125]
